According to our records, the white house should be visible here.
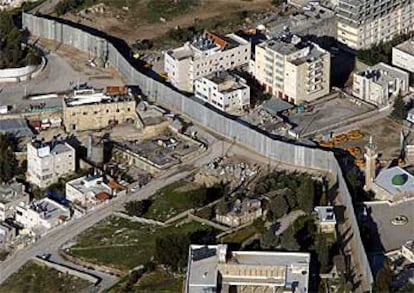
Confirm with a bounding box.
[15,198,70,234]
[352,62,409,107]
[66,175,112,207]
[194,71,250,113]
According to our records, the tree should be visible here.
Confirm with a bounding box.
[155,233,190,272]
[261,229,280,249]
[374,260,394,293]
[296,176,315,213]
[391,95,408,121]
[315,234,331,273]
[268,196,289,220]
[0,134,18,183]
[124,200,152,217]
[280,224,300,251]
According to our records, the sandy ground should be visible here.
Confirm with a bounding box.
[60,0,274,43]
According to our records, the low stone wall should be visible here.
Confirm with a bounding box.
[33,256,100,285]
[113,211,165,226]
[0,57,46,83]
[188,213,228,231]
[60,250,124,277]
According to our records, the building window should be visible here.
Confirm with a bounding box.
[127,108,131,111]
[106,109,109,113]
[83,112,88,115]
[116,109,120,112]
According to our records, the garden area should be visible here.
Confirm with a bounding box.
[124,179,224,222]
[0,13,40,69]
[66,216,218,271]
[0,261,93,293]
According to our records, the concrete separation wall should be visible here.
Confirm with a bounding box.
[22,13,373,291]
[33,256,100,285]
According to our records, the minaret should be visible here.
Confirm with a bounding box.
[364,136,378,191]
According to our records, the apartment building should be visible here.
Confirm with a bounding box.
[185,244,310,293]
[194,71,250,112]
[63,86,138,132]
[337,0,414,50]
[352,62,409,107]
[392,38,414,74]
[254,34,330,105]
[26,138,76,189]
[164,32,250,92]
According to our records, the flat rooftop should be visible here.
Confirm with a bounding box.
[374,166,414,198]
[395,39,414,55]
[260,34,308,56]
[30,198,69,221]
[187,245,219,293]
[168,32,248,61]
[115,138,180,168]
[203,72,248,93]
[67,175,112,196]
[356,62,409,87]
[64,88,134,107]
[0,183,25,204]
[0,118,33,137]
[365,199,414,252]
[314,206,336,223]
[186,245,310,293]
[31,139,73,155]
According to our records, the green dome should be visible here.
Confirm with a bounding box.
[392,174,408,186]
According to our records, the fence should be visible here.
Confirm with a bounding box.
[22,12,373,291]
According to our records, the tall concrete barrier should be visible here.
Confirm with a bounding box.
[22,12,373,291]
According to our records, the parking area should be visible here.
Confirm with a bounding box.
[288,94,375,138]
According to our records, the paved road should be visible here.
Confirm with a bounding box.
[275,210,306,236]
[0,139,223,286]
[47,253,118,291]
[0,51,122,112]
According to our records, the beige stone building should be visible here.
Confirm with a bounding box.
[337,0,414,50]
[185,244,310,293]
[254,34,330,105]
[63,87,138,132]
[164,32,250,92]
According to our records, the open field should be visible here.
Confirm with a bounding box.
[66,216,216,271]
[0,260,92,293]
[59,0,274,44]
[107,267,183,293]
[143,179,223,221]
[135,269,183,293]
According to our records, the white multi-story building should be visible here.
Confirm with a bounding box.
[392,39,414,74]
[164,32,250,92]
[66,175,112,207]
[15,198,70,234]
[254,34,330,105]
[185,244,310,293]
[0,182,28,221]
[337,0,414,50]
[26,138,76,189]
[194,72,250,113]
[352,62,409,107]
